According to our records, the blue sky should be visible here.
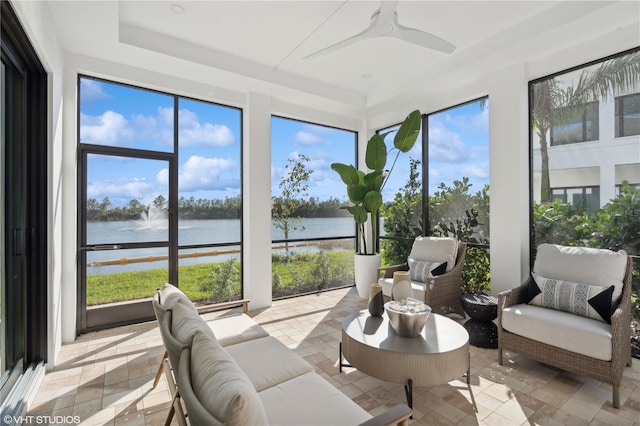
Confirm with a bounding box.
[80,77,489,208]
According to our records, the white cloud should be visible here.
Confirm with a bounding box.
[80,106,235,147]
[159,155,236,192]
[429,168,442,178]
[444,106,489,133]
[131,109,172,146]
[80,79,110,104]
[87,177,153,199]
[80,111,134,146]
[462,164,489,179]
[179,109,235,146]
[294,131,323,145]
[301,123,336,134]
[428,121,469,162]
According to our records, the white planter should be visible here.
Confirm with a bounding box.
[353,253,381,299]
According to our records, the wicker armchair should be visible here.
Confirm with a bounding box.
[378,238,466,317]
[497,245,632,408]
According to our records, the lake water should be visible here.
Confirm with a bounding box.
[86,217,356,274]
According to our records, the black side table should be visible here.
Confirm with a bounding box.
[461,293,498,349]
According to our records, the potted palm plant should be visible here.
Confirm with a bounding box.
[332,110,421,298]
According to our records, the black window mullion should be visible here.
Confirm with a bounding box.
[169,96,179,285]
[618,98,625,137]
[422,114,429,236]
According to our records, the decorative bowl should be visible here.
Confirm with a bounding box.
[384,299,431,338]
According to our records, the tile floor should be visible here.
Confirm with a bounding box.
[29,287,640,425]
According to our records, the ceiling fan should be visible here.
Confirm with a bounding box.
[304,1,455,59]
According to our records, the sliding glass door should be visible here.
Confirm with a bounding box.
[77,76,242,332]
[79,150,173,330]
[1,0,48,405]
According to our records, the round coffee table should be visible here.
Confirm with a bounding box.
[340,310,469,411]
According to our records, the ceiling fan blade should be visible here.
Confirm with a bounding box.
[304,26,375,59]
[377,1,399,24]
[395,23,456,54]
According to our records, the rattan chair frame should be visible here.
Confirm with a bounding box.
[497,257,633,408]
[379,242,467,317]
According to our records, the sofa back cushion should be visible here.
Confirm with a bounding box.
[171,299,216,345]
[153,283,197,326]
[533,244,627,303]
[189,330,268,425]
[409,237,457,273]
[158,283,197,312]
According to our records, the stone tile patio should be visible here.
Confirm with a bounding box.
[28,287,640,425]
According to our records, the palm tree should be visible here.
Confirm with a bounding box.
[532,50,640,202]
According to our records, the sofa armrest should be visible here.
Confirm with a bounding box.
[377,264,408,279]
[196,298,249,315]
[610,259,632,367]
[358,404,412,426]
[498,277,531,310]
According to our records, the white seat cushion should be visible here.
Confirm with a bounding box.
[409,236,458,272]
[224,336,314,392]
[379,276,429,300]
[172,302,268,348]
[534,244,627,303]
[258,372,371,426]
[206,313,269,347]
[502,303,612,361]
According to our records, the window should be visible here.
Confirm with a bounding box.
[615,93,640,137]
[530,48,639,262]
[550,102,599,145]
[270,116,356,298]
[426,99,490,245]
[378,99,491,290]
[551,186,600,216]
[615,182,640,196]
[78,76,242,331]
[426,99,491,293]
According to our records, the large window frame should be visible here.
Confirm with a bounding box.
[377,98,490,275]
[529,47,640,262]
[270,115,357,299]
[615,93,640,137]
[77,75,243,332]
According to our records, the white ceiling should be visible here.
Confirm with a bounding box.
[47,1,639,116]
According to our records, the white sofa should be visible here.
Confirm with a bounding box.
[153,284,412,425]
[498,244,633,408]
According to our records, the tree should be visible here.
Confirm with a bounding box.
[380,158,422,265]
[272,154,313,255]
[153,195,167,209]
[532,50,640,202]
[87,198,100,221]
[99,197,112,220]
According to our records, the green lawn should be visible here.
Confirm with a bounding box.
[87,250,355,305]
